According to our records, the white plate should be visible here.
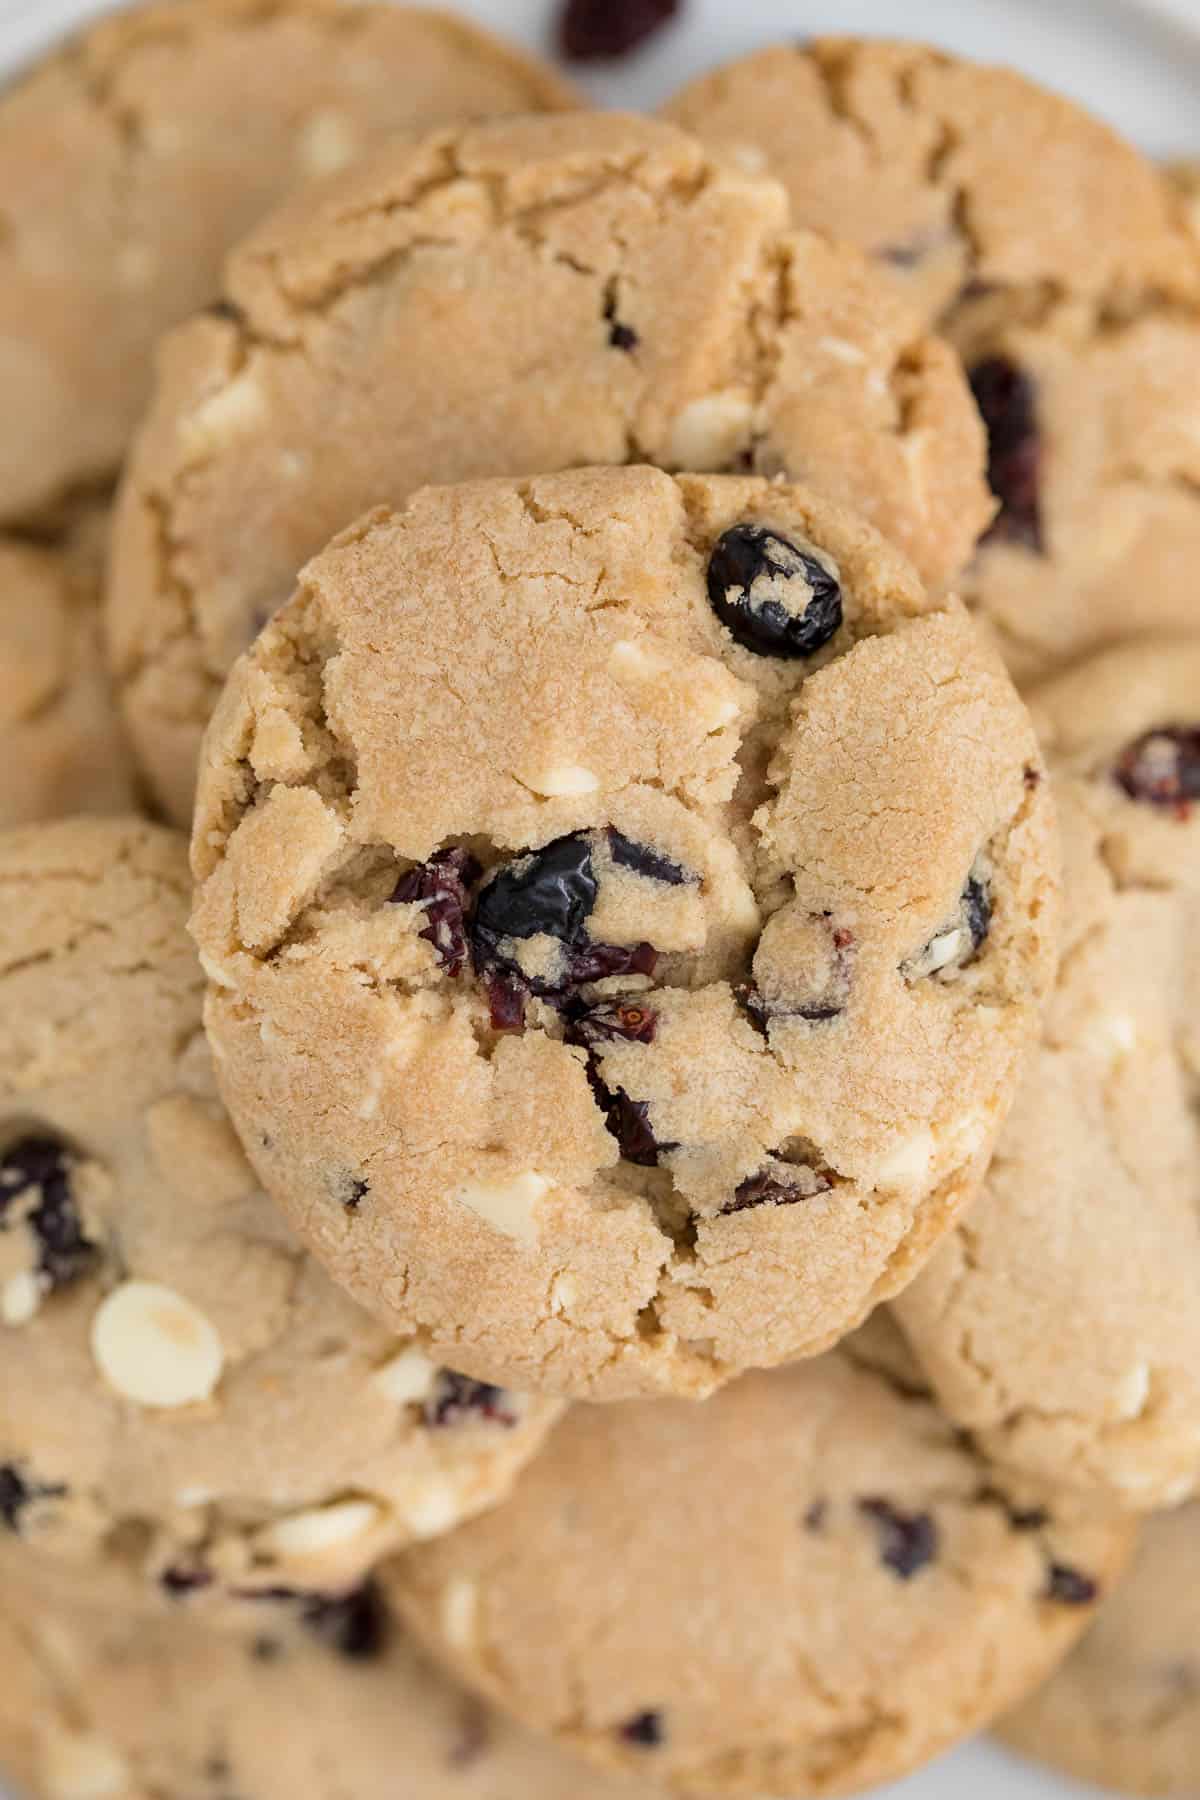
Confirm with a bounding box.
[0,2,1191,1798]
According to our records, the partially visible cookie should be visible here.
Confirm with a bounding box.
[0,0,575,526]
[1001,1505,1200,1796]
[0,1540,644,1800]
[190,466,1057,1402]
[666,40,1200,682]
[0,515,138,826]
[896,640,1200,1510]
[0,817,560,1622]
[393,1351,1133,1798]
[109,109,993,823]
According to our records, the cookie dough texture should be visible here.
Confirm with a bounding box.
[667,40,1200,682]
[1001,1504,1200,1796]
[896,641,1200,1511]
[0,516,138,826]
[393,1353,1133,1798]
[109,109,993,823]
[0,1544,642,1800]
[0,0,574,527]
[0,817,559,1616]
[191,465,1058,1402]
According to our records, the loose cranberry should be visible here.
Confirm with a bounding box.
[559,0,680,61]
[707,524,843,659]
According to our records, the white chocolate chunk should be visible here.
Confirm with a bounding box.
[666,392,755,470]
[816,335,868,365]
[923,927,966,973]
[442,1577,479,1649]
[876,1129,935,1190]
[373,1345,439,1405]
[179,369,266,460]
[1113,1363,1151,1421]
[550,1273,577,1313]
[299,110,359,175]
[455,1172,548,1249]
[404,1478,466,1540]
[2,1269,40,1326]
[41,1731,130,1800]
[527,763,599,798]
[90,1282,223,1409]
[257,1499,381,1560]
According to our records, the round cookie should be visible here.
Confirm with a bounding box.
[108,109,994,824]
[392,1351,1133,1797]
[666,39,1200,683]
[895,639,1200,1510]
[0,515,138,826]
[0,1543,643,1800]
[0,816,560,1620]
[190,465,1058,1402]
[0,0,574,527]
[1001,1505,1200,1795]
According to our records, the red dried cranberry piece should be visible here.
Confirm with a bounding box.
[619,1710,665,1747]
[559,0,680,61]
[707,524,843,659]
[721,1164,830,1216]
[1114,726,1200,815]
[567,1000,659,1047]
[424,1371,519,1429]
[969,357,1043,552]
[858,1498,939,1579]
[392,847,481,976]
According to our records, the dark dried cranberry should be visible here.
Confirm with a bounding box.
[707,524,843,659]
[564,941,657,987]
[722,1163,830,1215]
[161,1562,215,1596]
[804,1498,828,1533]
[567,999,659,1048]
[607,830,691,887]
[734,981,770,1037]
[0,1135,99,1297]
[740,918,855,1028]
[559,0,680,61]
[603,290,639,352]
[392,847,481,977]
[473,833,596,950]
[343,1178,369,1212]
[205,298,245,325]
[598,1086,670,1166]
[969,357,1043,552]
[619,1710,665,1748]
[424,1371,519,1429]
[0,1463,64,1532]
[858,1499,939,1579]
[564,1001,675,1166]
[1044,1563,1098,1607]
[1114,726,1200,815]
[303,1583,389,1659]
[485,972,529,1034]
[963,872,992,952]
[904,867,992,980]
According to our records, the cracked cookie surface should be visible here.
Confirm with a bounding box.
[391,1350,1133,1798]
[190,465,1058,1402]
[1001,1503,1200,1796]
[0,816,559,1622]
[108,108,992,824]
[0,1540,645,1800]
[0,0,574,527]
[666,38,1200,683]
[896,639,1200,1511]
[0,513,138,826]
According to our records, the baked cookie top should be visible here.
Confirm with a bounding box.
[0,817,559,1618]
[897,639,1200,1509]
[190,465,1058,1402]
[107,109,992,822]
[0,0,574,525]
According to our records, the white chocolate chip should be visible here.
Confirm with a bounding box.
[198,950,237,990]
[442,1576,479,1649]
[1083,1011,1138,1059]
[876,1129,935,1190]
[257,1499,381,1560]
[298,110,360,175]
[2,1269,40,1326]
[455,1172,548,1249]
[921,927,966,974]
[527,763,599,798]
[1160,1472,1198,1506]
[816,335,868,365]
[666,392,755,471]
[1113,1363,1151,1421]
[41,1732,130,1800]
[701,692,741,731]
[404,1478,465,1540]
[729,142,767,173]
[179,370,267,460]
[610,637,658,678]
[373,1345,439,1406]
[91,1282,223,1409]
[550,1273,577,1313]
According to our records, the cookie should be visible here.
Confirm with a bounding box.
[0,0,574,527]
[666,39,1200,683]
[108,109,994,824]
[0,515,138,826]
[895,639,1200,1510]
[1001,1504,1200,1795]
[0,1542,644,1800]
[0,816,560,1620]
[392,1351,1132,1797]
[189,464,1058,1402]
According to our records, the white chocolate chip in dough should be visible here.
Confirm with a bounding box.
[90,1281,224,1409]
[876,1129,935,1191]
[524,763,599,798]
[455,1172,549,1248]
[404,1477,466,1540]
[299,110,360,175]
[179,369,266,461]
[256,1499,381,1560]
[41,1730,130,1800]
[1113,1363,1151,1421]
[373,1345,439,1406]
[2,1269,40,1326]
[442,1576,479,1649]
[666,391,755,470]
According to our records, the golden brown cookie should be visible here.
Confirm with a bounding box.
[392,1351,1133,1798]
[190,465,1058,1402]
[108,109,993,823]
[895,640,1200,1510]
[0,817,559,1621]
[666,39,1200,682]
[0,0,574,526]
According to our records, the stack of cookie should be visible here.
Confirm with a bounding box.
[0,7,1196,1799]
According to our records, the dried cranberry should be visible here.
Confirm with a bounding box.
[904,867,992,980]
[603,290,639,352]
[969,357,1043,552]
[567,999,659,1047]
[804,1498,828,1533]
[161,1563,215,1596]
[607,830,692,887]
[1044,1563,1098,1607]
[303,1582,389,1659]
[485,972,529,1034]
[424,1371,519,1429]
[707,524,843,659]
[565,1001,675,1167]
[722,1163,830,1215]
[858,1499,939,1579]
[0,1463,64,1532]
[0,1134,99,1296]
[619,1710,665,1748]
[598,1086,670,1166]
[392,847,481,977]
[1114,726,1200,815]
[559,0,680,61]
